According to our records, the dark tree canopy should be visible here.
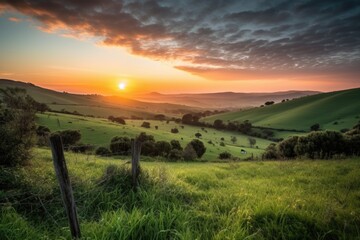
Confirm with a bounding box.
[189,139,206,158]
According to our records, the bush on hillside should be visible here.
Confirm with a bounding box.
[170,140,182,151]
[141,121,151,128]
[57,130,81,147]
[182,144,197,161]
[189,139,206,158]
[154,141,172,157]
[219,151,232,159]
[171,128,179,133]
[70,143,94,153]
[95,147,111,156]
[168,149,183,161]
[110,136,131,155]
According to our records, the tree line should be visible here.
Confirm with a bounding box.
[263,123,360,160]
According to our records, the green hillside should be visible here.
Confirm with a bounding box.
[204,88,360,131]
[0,79,199,118]
[36,112,272,160]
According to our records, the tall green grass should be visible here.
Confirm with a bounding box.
[1,148,359,239]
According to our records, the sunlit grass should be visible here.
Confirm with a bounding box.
[1,148,359,239]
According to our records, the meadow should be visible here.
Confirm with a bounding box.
[1,148,359,239]
[36,112,272,159]
[204,88,360,132]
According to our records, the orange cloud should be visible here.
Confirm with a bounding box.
[8,17,22,22]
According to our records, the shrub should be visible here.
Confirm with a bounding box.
[0,88,37,167]
[137,132,155,143]
[277,136,299,159]
[58,130,81,147]
[141,141,156,156]
[220,142,225,147]
[36,125,50,146]
[263,143,278,159]
[70,143,94,153]
[310,123,320,131]
[171,128,179,133]
[168,149,183,161]
[195,133,202,138]
[170,140,182,150]
[219,151,232,159]
[141,121,151,128]
[213,119,224,129]
[231,136,237,144]
[155,141,171,157]
[110,136,131,155]
[95,147,111,156]
[189,139,206,158]
[183,144,197,161]
[248,137,256,148]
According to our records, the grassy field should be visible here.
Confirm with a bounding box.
[36,112,272,159]
[204,88,360,132]
[1,148,359,239]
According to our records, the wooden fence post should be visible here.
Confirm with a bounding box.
[49,134,81,239]
[131,139,141,188]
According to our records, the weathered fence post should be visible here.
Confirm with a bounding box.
[131,138,141,188]
[49,134,81,239]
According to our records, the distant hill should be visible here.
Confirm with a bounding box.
[203,88,360,131]
[136,90,321,109]
[0,79,199,118]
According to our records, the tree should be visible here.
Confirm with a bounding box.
[277,136,299,158]
[310,123,320,131]
[219,151,232,159]
[58,130,81,147]
[195,132,202,138]
[0,88,37,166]
[141,121,151,128]
[36,125,51,146]
[213,119,224,129]
[182,143,197,161]
[95,147,111,156]
[189,139,206,158]
[231,136,237,144]
[171,128,179,133]
[137,132,155,143]
[263,143,278,159]
[168,149,183,161]
[113,117,126,125]
[182,113,193,124]
[154,114,166,121]
[265,101,275,106]
[141,141,156,156]
[155,141,171,157]
[248,137,256,148]
[110,136,131,155]
[170,140,182,150]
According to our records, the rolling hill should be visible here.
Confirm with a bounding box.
[136,90,320,109]
[0,79,199,118]
[203,88,360,131]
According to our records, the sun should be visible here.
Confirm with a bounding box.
[118,82,126,90]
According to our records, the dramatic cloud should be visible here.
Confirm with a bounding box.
[1,0,359,80]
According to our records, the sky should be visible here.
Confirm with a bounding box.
[0,0,359,95]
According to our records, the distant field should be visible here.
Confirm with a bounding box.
[36,112,273,160]
[204,88,360,132]
[0,79,199,118]
[1,148,359,239]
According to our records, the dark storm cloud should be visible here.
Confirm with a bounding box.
[1,0,359,80]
